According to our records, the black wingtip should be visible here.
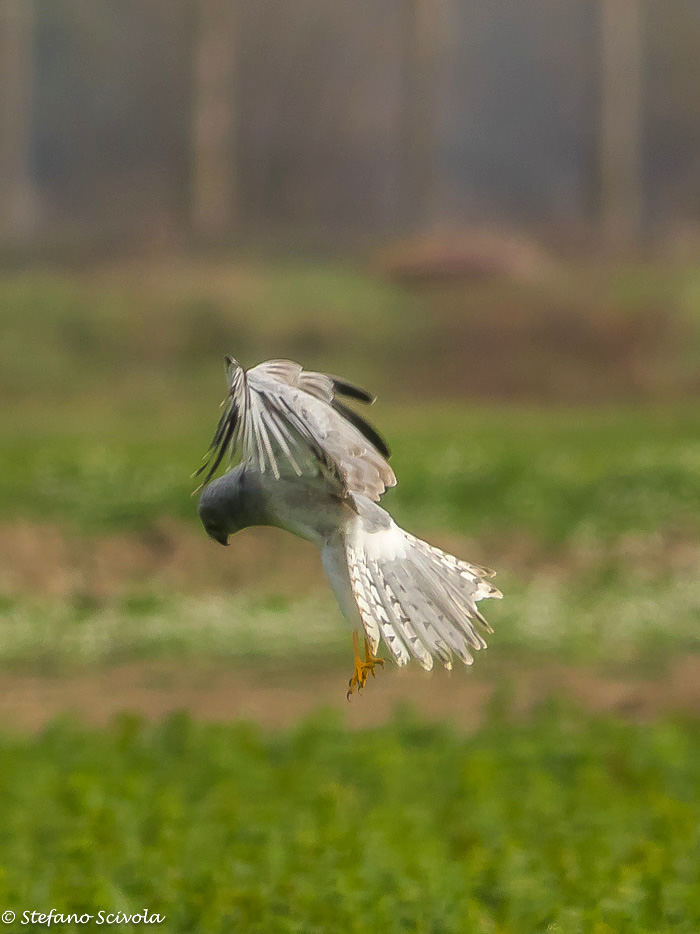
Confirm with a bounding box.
[332,399,391,459]
[195,400,239,489]
[331,377,375,405]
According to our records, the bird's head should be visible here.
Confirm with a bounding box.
[199,507,230,547]
[197,464,254,546]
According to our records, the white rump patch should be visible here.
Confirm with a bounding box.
[361,523,409,563]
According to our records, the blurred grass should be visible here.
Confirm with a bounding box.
[2,256,700,669]
[0,259,697,930]
[6,405,700,668]
[2,255,700,544]
[0,567,697,671]
[3,407,700,548]
[0,261,410,408]
[2,255,700,412]
[0,705,698,932]
[2,257,699,934]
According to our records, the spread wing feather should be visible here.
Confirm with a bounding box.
[195,357,395,499]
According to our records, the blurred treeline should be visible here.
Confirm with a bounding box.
[2,0,700,249]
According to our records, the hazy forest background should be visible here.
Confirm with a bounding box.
[3,0,700,246]
[1,2,700,931]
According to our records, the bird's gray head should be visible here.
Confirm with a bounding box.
[197,464,250,546]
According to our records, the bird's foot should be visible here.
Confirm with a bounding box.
[347,631,385,698]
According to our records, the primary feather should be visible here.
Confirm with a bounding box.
[196,357,395,500]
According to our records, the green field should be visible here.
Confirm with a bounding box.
[1,707,699,933]
[1,258,699,932]
[5,405,700,543]
[1,405,699,669]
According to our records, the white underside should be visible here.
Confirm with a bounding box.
[321,538,362,628]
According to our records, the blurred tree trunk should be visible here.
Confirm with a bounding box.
[399,0,446,232]
[599,0,644,249]
[0,0,37,245]
[191,0,236,238]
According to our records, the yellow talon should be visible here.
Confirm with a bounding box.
[347,630,385,698]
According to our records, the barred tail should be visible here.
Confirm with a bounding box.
[345,505,501,671]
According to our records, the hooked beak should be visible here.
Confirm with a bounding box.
[207,529,229,547]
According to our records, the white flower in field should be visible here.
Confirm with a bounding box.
[195,358,501,695]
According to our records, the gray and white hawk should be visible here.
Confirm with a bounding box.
[196,357,502,694]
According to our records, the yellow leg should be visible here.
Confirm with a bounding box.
[347,630,385,699]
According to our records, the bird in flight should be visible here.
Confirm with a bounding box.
[196,357,501,696]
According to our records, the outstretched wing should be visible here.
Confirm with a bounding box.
[195,357,396,501]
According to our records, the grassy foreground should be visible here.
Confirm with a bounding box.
[1,257,698,934]
[0,705,698,933]
[1,569,697,670]
[0,259,697,933]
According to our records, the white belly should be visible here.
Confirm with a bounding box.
[321,538,362,628]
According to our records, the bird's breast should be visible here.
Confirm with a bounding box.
[259,476,352,548]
